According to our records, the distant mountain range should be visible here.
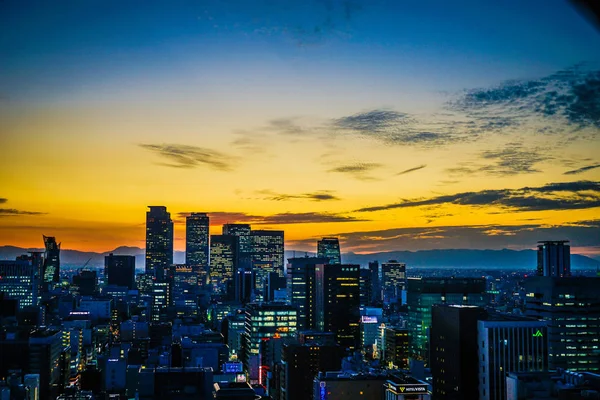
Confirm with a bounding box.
[1,245,598,270]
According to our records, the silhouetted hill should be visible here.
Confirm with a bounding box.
[1,246,598,270]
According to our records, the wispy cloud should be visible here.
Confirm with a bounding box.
[397,164,427,175]
[306,221,600,253]
[447,143,551,177]
[0,208,47,217]
[450,66,600,129]
[177,211,366,225]
[355,180,600,213]
[327,162,383,180]
[139,143,236,171]
[0,198,6,204]
[258,190,340,202]
[564,163,600,175]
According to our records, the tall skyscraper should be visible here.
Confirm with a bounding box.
[537,240,571,277]
[209,235,238,290]
[368,261,380,303]
[251,230,284,290]
[317,237,341,265]
[241,302,297,382]
[145,206,173,280]
[381,260,406,304]
[43,235,60,283]
[288,257,329,330]
[431,305,488,400]
[478,316,548,400]
[105,254,136,290]
[523,276,600,371]
[223,224,252,267]
[0,258,39,309]
[406,277,488,363]
[185,213,210,281]
[316,264,361,350]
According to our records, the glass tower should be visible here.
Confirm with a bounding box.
[43,235,60,283]
[317,237,341,265]
[145,206,173,280]
[185,213,210,282]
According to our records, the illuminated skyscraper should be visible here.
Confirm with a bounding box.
[537,240,571,277]
[0,258,39,309]
[251,230,284,290]
[223,224,252,269]
[317,237,341,265]
[145,206,173,280]
[407,277,488,363]
[316,264,361,350]
[43,235,60,283]
[209,235,238,291]
[185,213,210,281]
[288,257,329,330]
[523,276,600,371]
[381,260,406,304]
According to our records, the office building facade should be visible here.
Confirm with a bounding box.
[0,259,39,309]
[478,317,548,400]
[537,240,571,277]
[317,237,341,265]
[185,213,210,281]
[43,235,61,283]
[523,276,600,371]
[431,305,488,400]
[251,230,284,290]
[145,206,173,280]
[381,260,406,304]
[406,277,488,363]
[317,264,361,350]
[209,235,238,291]
[105,254,136,290]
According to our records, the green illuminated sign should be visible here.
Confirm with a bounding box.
[532,330,543,337]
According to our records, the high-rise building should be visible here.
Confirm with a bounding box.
[317,264,361,351]
[523,276,600,371]
[151,280,172,322]
[384,326,409,369]
[72,270,97,296]
[145,206,173,280]
[251,230,284,290]
[223,224,252,268]
[359,268,373,306]
[0,259,39,309]
[43,235,60,283]
[105,254,136,290]
[29,328,63,400]
[381,260,406,304]
[317,237,341,265]
[185,213,210,281]
[537,240,571,277]
[209,235,238,291]
[478,316,548,400]
[241,303,297,382]
[368,261,380,304]
[281,342,345,400]
[406,277,488,363]
[288,257,329,331]
[431,305,488,400]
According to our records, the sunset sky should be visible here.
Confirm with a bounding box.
[1,0,599,255]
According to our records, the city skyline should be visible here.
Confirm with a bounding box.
[1,0,600,256]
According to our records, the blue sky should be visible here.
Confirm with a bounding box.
[2,0,599,105]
